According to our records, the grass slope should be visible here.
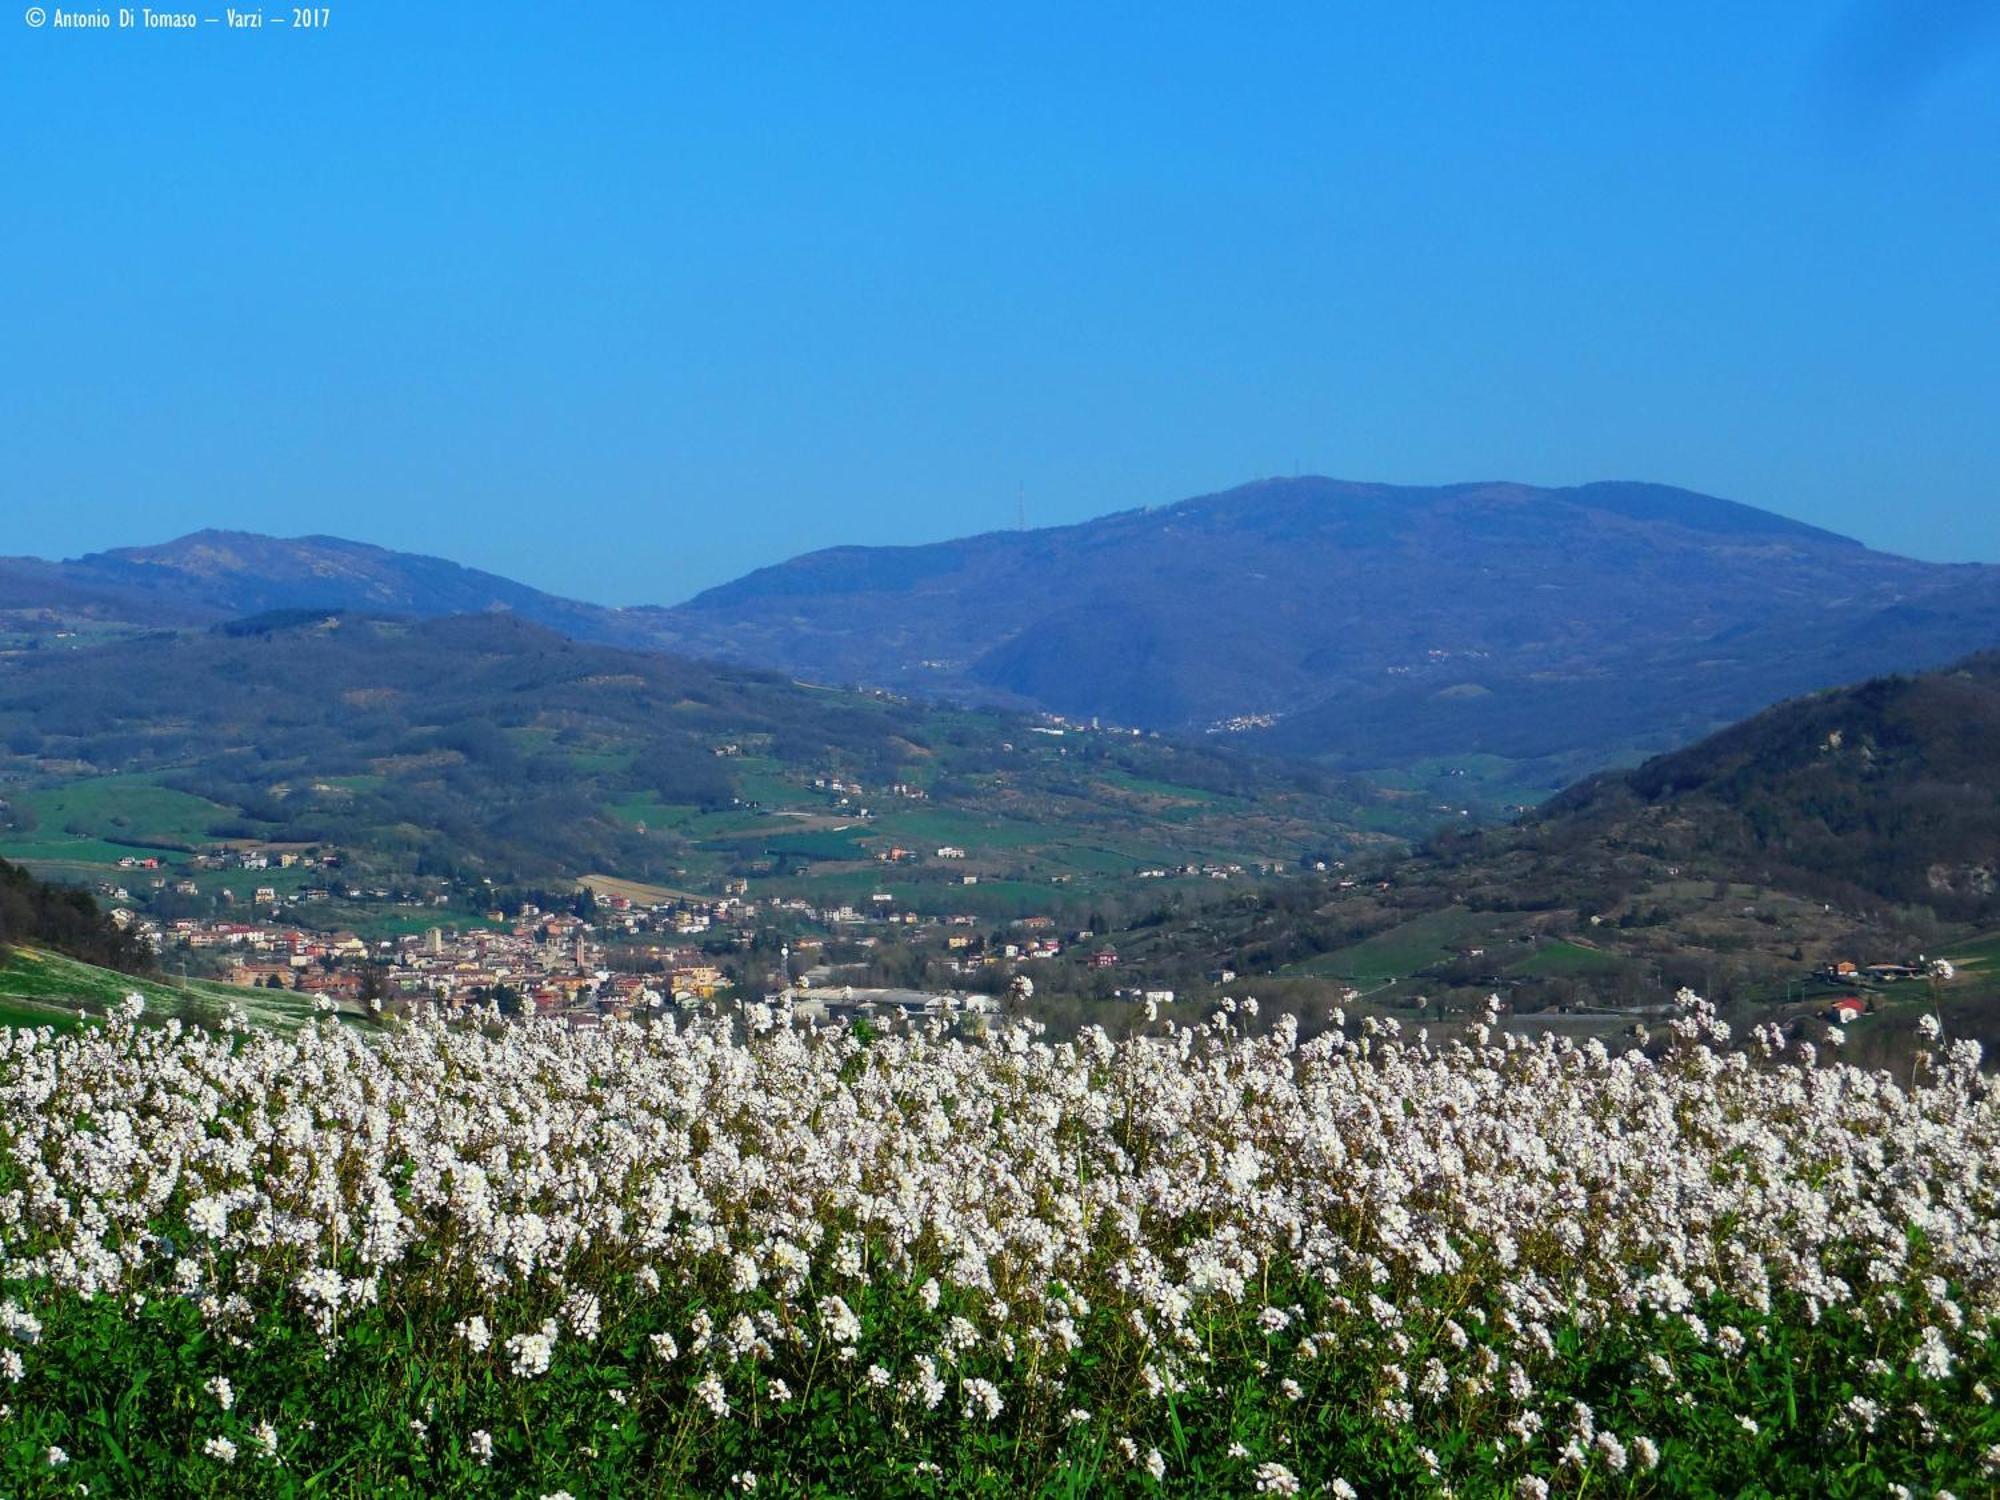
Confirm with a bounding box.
[0,946,321,1030]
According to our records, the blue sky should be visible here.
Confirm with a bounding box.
[3,2,1996,604]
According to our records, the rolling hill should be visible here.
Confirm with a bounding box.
[0,530,641,646]
[0,610,1379,902]
[0,853,151,974]
[642,477,2000,785]
[0,855,352,1032]
[1534,649,2000,920]
[0,944,315,1033]
[1065,652,2000,1026]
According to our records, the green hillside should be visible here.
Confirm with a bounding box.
[0,946,322,1031]
[0,852,152,970]
[1000,654,2000,1056]
[1543,650,2000,922]
[0,851,307,1030]
[0,611,1391,909]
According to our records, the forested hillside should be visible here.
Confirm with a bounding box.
[0,610,1376,894]
[1541,650,2000,921]
[1041,654,2000,1027]
[645,477,2000,786]
[0,856,150,973]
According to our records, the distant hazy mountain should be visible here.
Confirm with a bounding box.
[639,478,2000,782]
[0,530,645,645]
[7,479,1999,785]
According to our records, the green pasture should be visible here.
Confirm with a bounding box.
[868,809,1061,850]
[13,774,238,845]
[1940,930,2000,972]
[1505,938,1632,978]
[1282,907,1497,983]
[0,838,191,869]
[1093,769,1241,806]
[0,947,327,1031]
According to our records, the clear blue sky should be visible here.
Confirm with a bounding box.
[3,2,1996,604]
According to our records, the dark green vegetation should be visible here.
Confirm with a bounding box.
[0,854,149,972]
[4,1248,1990,1496]
[0,610,1382,898]
[644,477,2000,791]
[1020,655,2000,1055]
[1545,650,2000,923]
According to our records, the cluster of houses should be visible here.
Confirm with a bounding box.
[1814,957,1952,1025]
[876,845,978,865]
[114,844,341,878]
[83,775,1332,1024]
[1816,959,1926,985]
[117,874,1145,1023]
[124,906,731,1017]
[189,845,333,873]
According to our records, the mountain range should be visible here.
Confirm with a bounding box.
[0,530,626,641]
[645,478,2000,783]
[8,506,2000,1049]
[8,477,1999,786]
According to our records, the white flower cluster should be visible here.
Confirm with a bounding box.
[0,995,1992,1484]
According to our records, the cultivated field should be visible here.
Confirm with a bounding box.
[0,995,1993,1494]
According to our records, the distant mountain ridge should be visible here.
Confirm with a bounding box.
[0,529,643,644]
[5,478,1999,784]
[641,477,2000,781]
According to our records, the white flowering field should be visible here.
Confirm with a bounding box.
[1,993,1996,1496]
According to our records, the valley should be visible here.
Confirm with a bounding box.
[5,510,2000,1063]
[16,11,2000,1488]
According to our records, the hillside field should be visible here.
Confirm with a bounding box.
[0,946,328,1031]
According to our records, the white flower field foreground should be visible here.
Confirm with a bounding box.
[0,993,1996,1495]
